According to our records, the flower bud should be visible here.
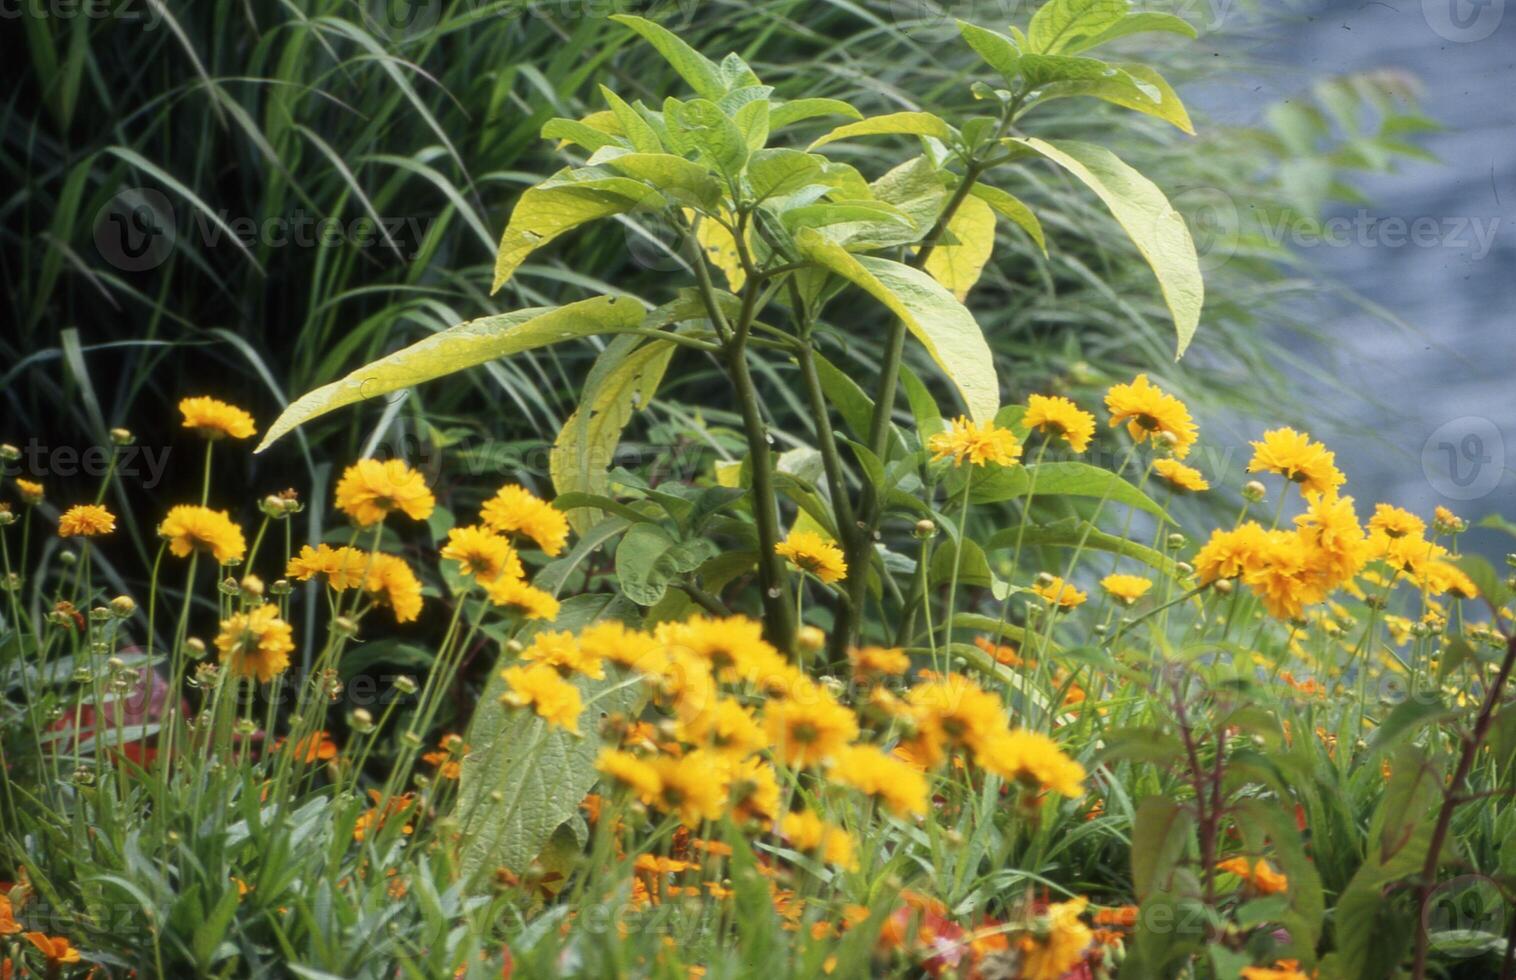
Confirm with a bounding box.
[796,626,826,655]
[58,549,77,566]
[401,730,424,750]
[240,574,264,599]
[1242,480,1267,503]
[0,444,19,462]
[270,578,292,596]
[90,606,111,623]
[1175,561,1194,576]
[351,708,376,733]
[219,576,240,596]
[1165,533,1186,551]
[109,428,133,446]
[109,595,136,618]
[185,637,207,658]
[1211,577,1234,595]
[914,519,937,539]
[0,508,15,528]
[332,616,359,637]
[393,675,419,696]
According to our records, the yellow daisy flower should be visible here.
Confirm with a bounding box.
[58,504,115,538]
[905,674,1007,763]
[829,743,929,817]
[1294,492,1369,588]
[1246,428,1344,495]
[775,530,847,583]
[519,629,603,679]
[485,575,560,621]
[1194,523,1270,584]
[1103,374,1197,458]
[179,396,256,440]
[215,604,295,683]
[659,615,786,685]
[480,484,570,556]
[159,504,247,564]
[677,697,765,759]
[500,663,583,733]
[286,543,369,590]
[596,748,663,800]
[763,695,858,768]
[1033,575,1087,608]
[928,416,1023,468]
[979,729,1086,797]
[1100,574,1152,604]
[578,621,665,673]
[13,479,43,505]
[364,553,423,623]
[779,810,857,869]
[1152,458,1209,492]
[440,525,522,584]
[847,645,911,677]
[334,458,435,526]
[1367,503,1424,540]
[1015,897,1093,980]
[1024,394,1095,452]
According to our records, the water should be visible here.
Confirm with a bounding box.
[1194,0,1516,560]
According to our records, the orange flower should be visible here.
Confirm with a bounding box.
[24,932,81,965]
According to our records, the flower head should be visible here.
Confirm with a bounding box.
[215,605,295,683]
[365,553,423,623]
[1153,458,1209,493]
[1024,394,1096,452]
[441,525,522,584]
[286,543,369,590]
[764,695,858,768]
[905,674,1007,763]
[179,396,256,439]
[1033,575,1086,608]
[780,810,857,869]
[520,630,603,679]
[980,729,1086,797]
[1294,492,1369,588]
[848,645,911,678]
[579,621,665,673]
[830,744,929,816]
[1241,530,1322,621]
[334,459,435,526]
[159,505,247,564]
[928,416,1023,468]
[485,575,560,621]
[58,504,115,538]
[677,697,765,759]
[1247,428,1344,495]
[1216,857,1289,895]
[13,478,43,505]
[597,748,663,800]
[1368,503,1425,540]
[1100,574,1152,604]
[1194,523,1270,584]
[1014,897,1093,980]
[481,485,570,556]
[775,530,847,583]
[501,663,583,733]
[24,932,82,966]
[1240,961,1312,980]
[660,615,784,685]
[1104,374,1197,458]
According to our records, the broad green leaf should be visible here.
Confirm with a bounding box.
[256,297,643,451]
[745,148,825,201]
[665,98,749,181]
[718,51,763,91]
[1019,52,1137,88]
[769,98,863,131]
[733,98,770,151]
[458,630,645,880]
[598,151,723,209]
[1008,137,1203,357]
[924,193,996,301]
[1064,11,1198,53]
[969,183,1047,253]
[610,14,726,100]
[541,118,622,152]
[600,85,663,153]
[551,336,677,534]
[984,517,1180,574]
[870,155,950,233]
[807,111,956,151]
[781,202,916,232]
[1027,0,1128,54]
[795,230,999,423]
[1030,62,1194,134]
[1131,795,1194,900]
[963,461,1169,519]
[491,175,663,291]
[957,21,1021,77]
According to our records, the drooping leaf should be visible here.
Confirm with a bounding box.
[1029,62,1194,134]
[256,297,644,451]
[491,175,664,291]
[956,21,1021,77]
[963,461,1169,519]
[769,98,863,131]
[599,151,723,209]
[795,230,999,423]
[1007,137,1203,357]
[807,111,956,151]
[969,183,1046,253]
[924,193,996,301]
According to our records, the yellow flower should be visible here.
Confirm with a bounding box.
[579,621,665,673]
[520,630,604,679]
[365,553,423,623]
[1420,560,1479,600]
[905,674,1007,763]
[485,575,560,621]
[1033,575,1086,608]
[928,416,1023,467]
[441,525,522,584]
[764,695,858,768]
[1024,394,1095,452]
[1367,503,1425,540]
[1247,428,1344,495]
[480,484,570,556]
[677,697,765,759]
[159,504,247,564]
[1153,458,1209,492]
[829,744,929,816]
[1100,574,1151,604]
[1240,960,1312,980]
[1241,530,1322,621]
[13,478,43,505]
[648,750,731,827]
[1216,857,1289,895]
[1104,374,1197,458]
[597,748,664,800]
[286,543,369,590]
[1294,492,1369,588]
[1432,505,1465,534]
[1016,897,1093,980]
[780,810,857,869]
[215,604,295,683]
[847,645,911,677]
[24,932,82,966]
[58,503,115,537]
[729,757,781,825]
[1194,522,1269,584]
[500,663,583,733]
[980,729,1086,797]
[334,458,435,526]
[775,530,847,583]
[179,396,256,440]
[660,615,785,685]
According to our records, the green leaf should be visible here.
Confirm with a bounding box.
[1130,795,1194,900]
[256,297,643,451]
[598,151,723,209]
[458,638,645,880]
[794,230,999,423]
[924,193,996,301]
[985,516,1179,574]
[1007,137,1203,357]
[807,111,956,150]
[1030,62,1194,134]
[769,98,863,131]
[614,523,718,606]
[957,21,1021,77]
[551,336,677,534]
[1027,0,1129,54]
[745,148,826,201]
[733,97,770,151]
[600,85,663,153]
[964,461,1169,519]
[969,183,1046,253]
[665,98,749,181]
[491,175,663,291]
[1064,11,1198,54]
[610,14,726,100]
[541,118,623,152]
[781,201,916,232]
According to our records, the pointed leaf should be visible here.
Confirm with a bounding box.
[969,183,1046,253]
[610,14,726,99]
[769,98,863,131]
[924,193,996,301]
[1065,12,1198,54]
[807,111,956,151]
[1027,0,1129,54]
[491,176,663,291]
